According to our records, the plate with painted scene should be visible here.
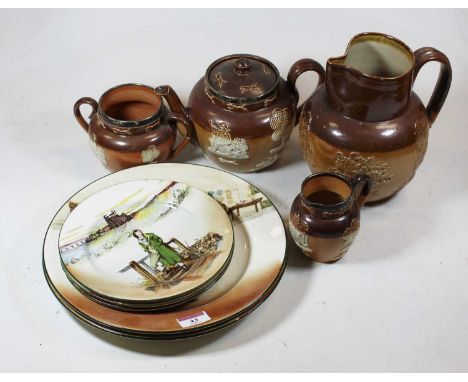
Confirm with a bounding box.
[44,163,286,339]
[58,179,234,310]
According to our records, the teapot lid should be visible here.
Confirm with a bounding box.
[205,54,280,105]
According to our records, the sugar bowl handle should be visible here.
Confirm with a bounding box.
[165,112,192,159]
[73,97,98,133]
[154,85,193,159]
[352,175,372,208]
[413,47,452,126]
[287,59,326,124]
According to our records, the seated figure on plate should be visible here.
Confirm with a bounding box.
[132,229,187,272]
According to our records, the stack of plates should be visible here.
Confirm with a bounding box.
[43,163,287,340]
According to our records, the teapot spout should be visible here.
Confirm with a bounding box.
[154,85,189,119]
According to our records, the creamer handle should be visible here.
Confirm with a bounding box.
[352,175,372,208]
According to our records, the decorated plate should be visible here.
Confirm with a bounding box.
[43,163,286,339]
[58,179,233,309]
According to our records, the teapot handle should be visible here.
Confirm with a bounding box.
[287,59,326,125]
[73,97,98,133]
[165,112,192,159]
[413,47,452,126]
[352,175,372,208]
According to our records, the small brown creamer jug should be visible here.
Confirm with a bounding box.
[293,32,452,202]
[289,172,371,263]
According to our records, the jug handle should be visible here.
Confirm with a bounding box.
[73,97,98,133]
[413,47,452,126]
[352,175,372,208]
[165,112,192,159]
[287,59,326,125]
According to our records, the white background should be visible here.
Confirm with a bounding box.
[0,9,467,372]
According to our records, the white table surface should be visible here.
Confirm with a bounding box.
[1,8,467,372]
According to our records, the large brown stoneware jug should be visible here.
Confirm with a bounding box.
[289,172,371,263]
[293,33,452,202]
[155,54,319,173]
[74,83,192,172]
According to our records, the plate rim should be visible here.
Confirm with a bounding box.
[43,253,286,340]
[61,247,234,312]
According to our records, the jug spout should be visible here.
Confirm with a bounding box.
[326,33,415,122]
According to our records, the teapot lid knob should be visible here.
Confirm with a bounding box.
[234,58,251,74]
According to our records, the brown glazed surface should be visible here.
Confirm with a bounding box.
[189,77,297,172]
[289,172,370,263]
[74,84,191,172]
[155,54,323,173]
[293,32,452,202]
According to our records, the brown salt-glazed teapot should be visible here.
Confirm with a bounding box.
[74,83,192,172]
[155,54,318,173]
[293,33,452,202]
[289,172,371,263]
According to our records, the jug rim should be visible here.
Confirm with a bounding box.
[300,172,354,213]
[98,83,164,128]
[327,32,415,81]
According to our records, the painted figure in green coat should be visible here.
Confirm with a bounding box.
[133,229,186,271]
